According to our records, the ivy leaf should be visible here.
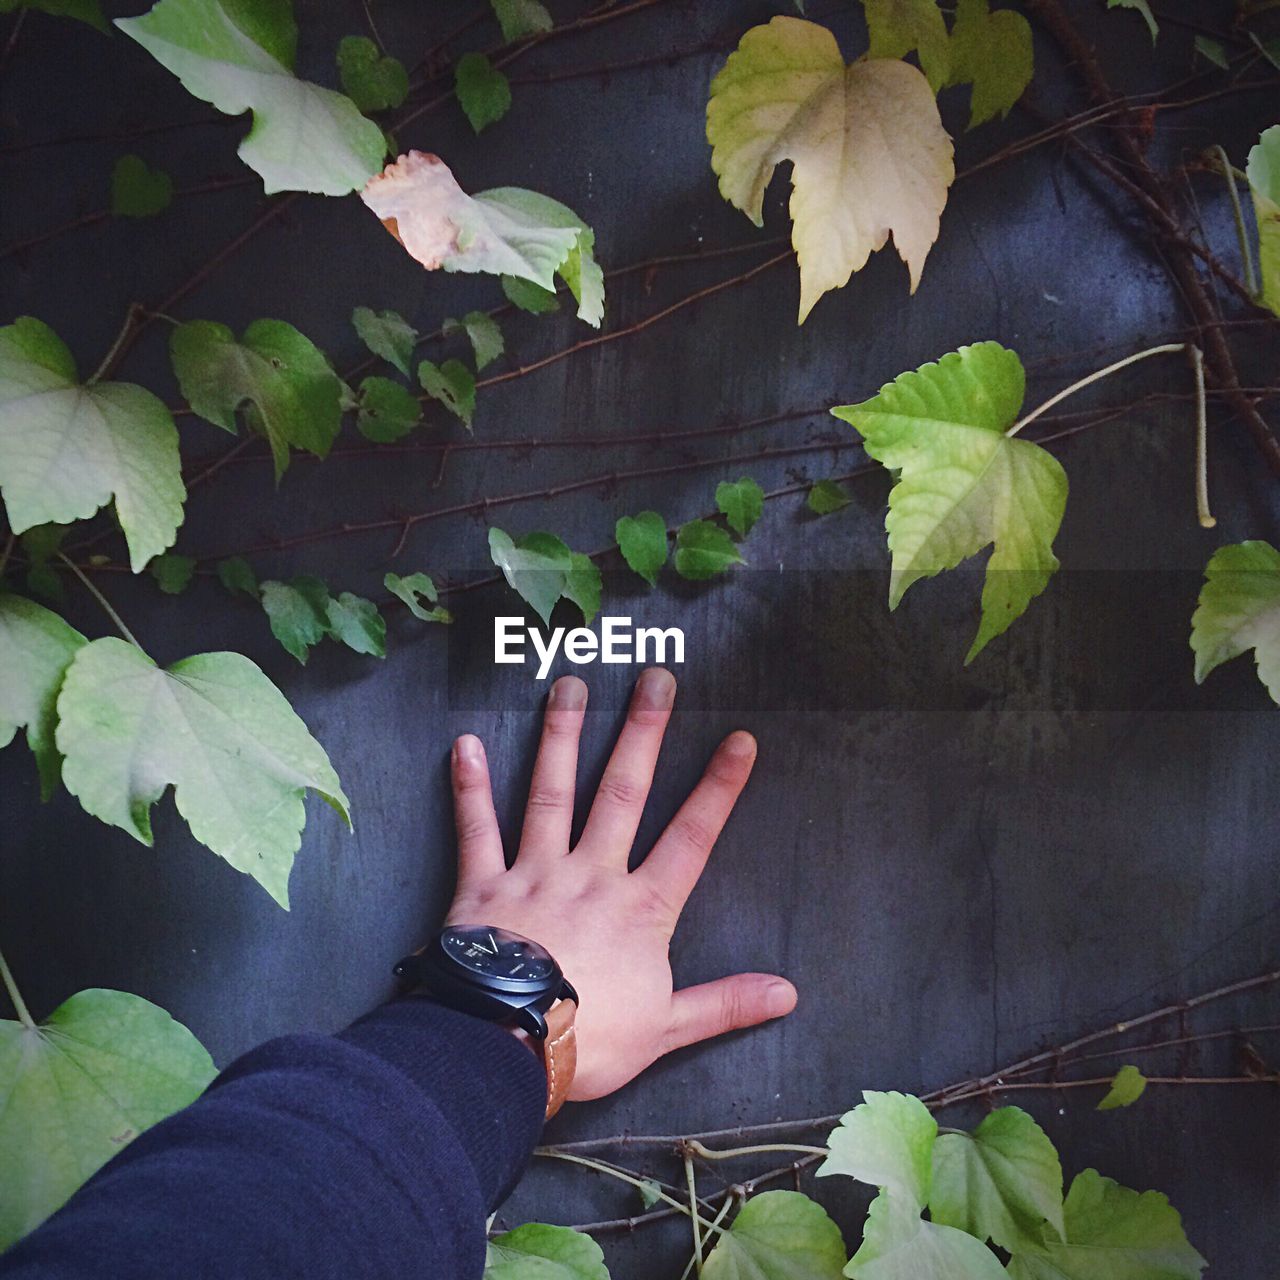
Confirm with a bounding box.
[171,318,344,478]
[702,1190,847,1280]
[385,571,452,623]
[336,34,408,112]
[616,511,669,586]
[0,0,108,33]
[674,520,745,581]
[849,1189,1007,1280]
[1007,1169,1205,1280]
[456,51,512,134]
[706,16,953,321]
[489,527,573,625]
[808,479,851,514]
[716,476,765,537]
[419,358,477,428]
[946,0,1034,129]
[0,317,184,573]
[356,375,422,442]
[0,987,215,1249]
[110,153,173,217]
[818,1091,936,1209]
[217,555,258,599]
[1097,1064,1148,1111]
[1190,540,1280,704]
[20,525,66,604]
[637,1179,663,1210]
[117,0,386,195]
[565,553,602,626]
[929,1106,1064,1255]
[361,152,604,327]
[1107,0,1157,41]
[1194,36,1227,70]
[149,552,195,595]
[324,592,386,658]
[831,342,1066,664]
[0,594,86,800]
[352,306,418,377]
[261,576,331,663]
[485,1222,607,1280]
[1247,128,1280,319]
[502,275,560,314]
[862,0,950,92]
[444,310,505,371]
[489,0,553,44]
[56,637,351,908]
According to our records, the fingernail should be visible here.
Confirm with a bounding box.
[723,731,756,761]
[636,666,675,709]
[454,734,483,764]
[549,675,587,710]
[766,980,797,1017]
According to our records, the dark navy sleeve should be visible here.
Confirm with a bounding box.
[0,1000,547,1280]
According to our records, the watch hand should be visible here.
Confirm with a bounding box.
[486,932,498,954]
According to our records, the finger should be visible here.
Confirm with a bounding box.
[518,676,588,863]
[451,734,505,889]
[637,731,756,915]
[575,667,676,861]
[665,974,797,1054]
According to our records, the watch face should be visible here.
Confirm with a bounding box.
[441,925,555,982]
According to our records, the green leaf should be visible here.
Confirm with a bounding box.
[0,316,184,572]
[703,1190,847,1280]
[946,0,1034,129]
[565,552,602,626]
[336,34,408,112]
[117,0,386,195]
[419,358,476,429]
[352,305,418,377]
[456,51,512,133]
[324,591,386,658]
[831,342,1066,663]
[848,1189,1007,1280]
[637,1179,663,1210]
[260,576,331,663]
[808,479,851,515]
[485,1222,607,1280]
[1107,0,1157,41]
[217,555,258,599]
[0,0,107,32]
[385,571,451,623]
[862,0,950,92]
[171,318,343,478]
[502,275,560,314]
[56,637,350,907]
[616,511,669,586]
[149,552,195,595]
[20,525,67,604]
[1190,539,1280,704]
[110,153,173,217]
[707,16,953,320]
[356,375,422,442]
[489,0,553,44]
[0,987,215,1250]
[489,527,573,625]
[716,476,765,537]
[818,1091,936,1209]
[361,154,604,327]
[1097,1064,1148,1111]
[1007,1169,1205,1280]
[1247,127,1280,318]
[1193,36,1227,70]
[929,1106,1064,1254]
[0,594,86,800]
[444,310,505,371]
[674,520,745,581]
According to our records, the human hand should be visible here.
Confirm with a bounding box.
[444,668,797,1101]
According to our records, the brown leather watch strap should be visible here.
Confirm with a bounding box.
[540,999,577,1120]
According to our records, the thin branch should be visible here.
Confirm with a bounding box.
[1190,344,1216,528]
[58,553,144,649]
[1210,144,1259,298]
[0,945,35,1030]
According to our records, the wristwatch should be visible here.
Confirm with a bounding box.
[394,924,579,1119]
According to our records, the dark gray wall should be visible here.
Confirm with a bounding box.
[3,1,1278,1273]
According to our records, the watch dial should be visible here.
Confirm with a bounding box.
[442,925,555,981]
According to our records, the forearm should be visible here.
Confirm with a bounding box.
[0,1001,545,1280]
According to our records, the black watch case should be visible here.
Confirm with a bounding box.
[394,924,578,1041]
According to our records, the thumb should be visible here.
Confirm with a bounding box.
[665,973,797,1054]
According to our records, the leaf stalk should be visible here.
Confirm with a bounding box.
[0,945,36,1029]
[58,553,145,649]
